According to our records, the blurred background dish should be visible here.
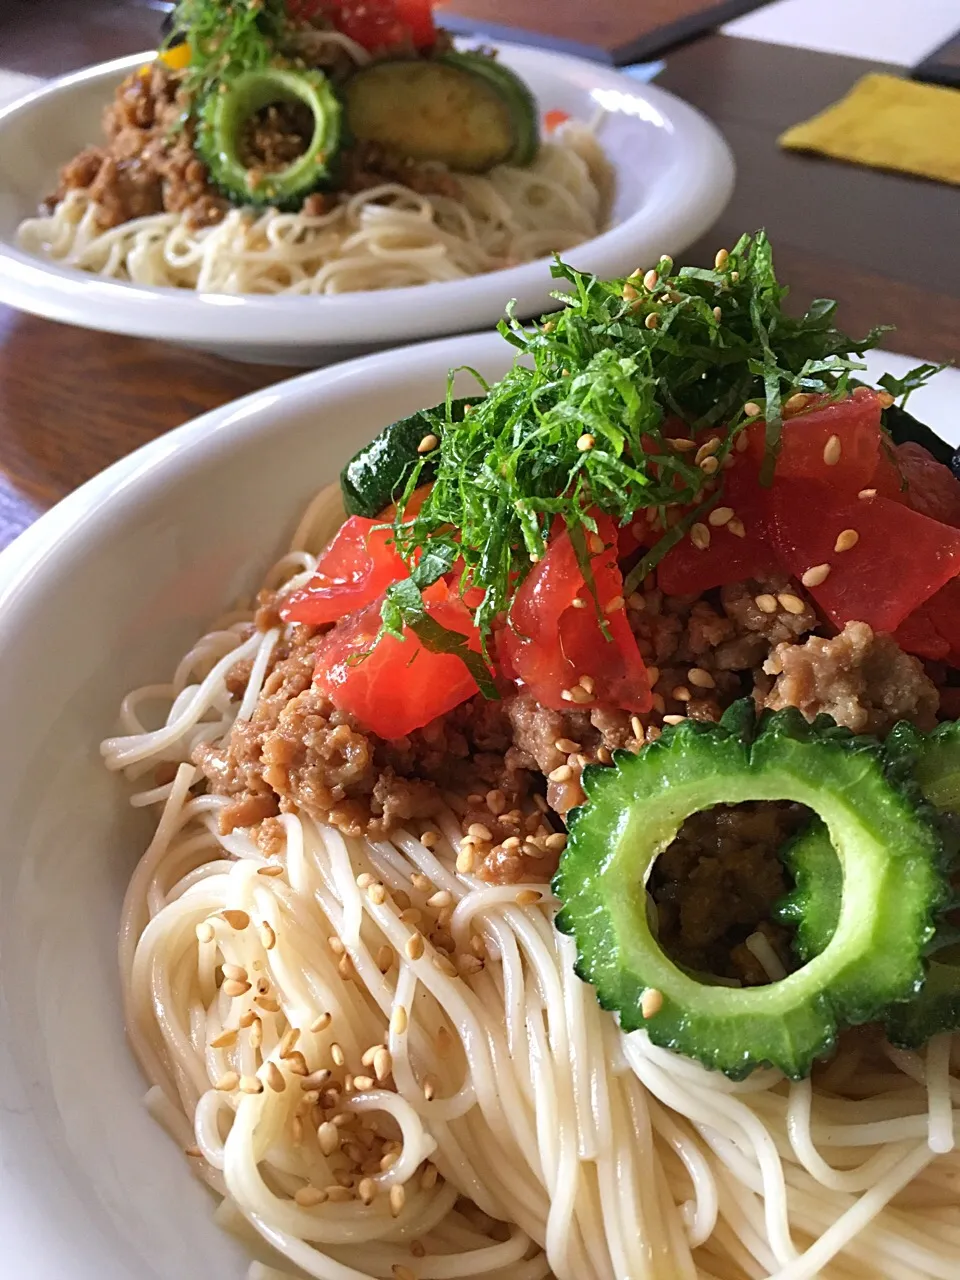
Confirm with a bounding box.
[0,45,733,365]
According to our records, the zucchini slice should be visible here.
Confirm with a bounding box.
[343,52,539,173]
[196,67,341,209]
[340,398,476,519]
[555,701,945,1079]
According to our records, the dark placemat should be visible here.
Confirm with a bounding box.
[913,30,960,88]
[440,0,775,65]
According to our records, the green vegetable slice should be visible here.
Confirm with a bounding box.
[196,67,341,209]
[554,701,945,1080]
[779,719,960,1048]
[343,52,538,173]
[340,398,477,519]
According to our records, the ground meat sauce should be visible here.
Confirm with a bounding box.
[193,557,944,926]
[649,802,808,984]
[49,65,463,231]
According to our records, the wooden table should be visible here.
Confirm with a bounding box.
[1,1,958,549]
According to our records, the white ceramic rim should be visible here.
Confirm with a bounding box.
[0,47,735,346]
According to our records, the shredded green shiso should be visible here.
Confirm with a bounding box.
[382,232,894,670]
[167,0,291,101]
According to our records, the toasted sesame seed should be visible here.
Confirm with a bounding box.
[264,1062,286,1093]
[456,847,477,874]
[485,788,507,816]
[714,248,729,270]
[353,1074,375,1091]
[570,596,588,608]
[249,1017,263,1049]
[367,882,387,906]
[465,822,490,842]
[196,921,215,944]
[389,1184,406,1217]
[604,594,625,614]
[410,873,431,892]
[184,1145,203,1158]
[744,402,762,417]
[801,563,831,588]
[256,995,281,1014]
[755,593,778,614]
[374,1047,392,1081]
[221,909,250,931]
[516,889,542,906]
[390,1005,409,1039]
[295,1185,327,1207]
[419,831,439,850]
[622,282,638,302]
[568,685,593,704]
[672,437,697,452]
[259,922,276,951]
[730,271,740,282]
[405,933,426,962]
[588,533,604,554]
[328,935,346,957]
[239,1075,263,1095]
[735,431,750,452]
[823,435,842,466]
[286,1051,309,1076]
[700,455,720,476]
[641,988,664,1018]
[545,832,568,851]
[577,433,595,451]
[426,890,453,910]
[784,392,810,415]
[713,306,722,321]
[548,764,573,782]
[727,518,746,538]
[325,1185,354,1203]
[663,715,686,726]
[310,1012,332,1034]
[631,715,644,739]
[647,665,661,686]
[554,736,581,754]
[356,1176,376,1206]
[688,667,715,689]
[330,1042,345,1067]
[434,953,458,978]
[644,312,659,330]
[423,1074,437,1102]
[421,1163,439,1190]
[643,268,658,290]
[690,523,711,551]
[651,693,666,713]
[257,863,284,877]
[835,528,859,552]
[672,686,691,702]
[216,1071,239,1091]
[238,1009,256,1029]
[878,391,895,408]
[859,487,877,500]
[222,978,251,998]
[778,593,807,615]
[361,1044,379,1067]
[695,437,721,463]
[210,1028,238,1049]
[377,945,394,973]
[708,506,734,527]
[417,433,438,454]
[279,1027,301,1059]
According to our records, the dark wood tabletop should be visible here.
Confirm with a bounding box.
[1,1,958,550]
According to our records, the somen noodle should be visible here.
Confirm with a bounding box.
[104,483,960,1280]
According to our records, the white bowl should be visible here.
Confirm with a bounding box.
[1,336,955,1277]
[0,46,734,366]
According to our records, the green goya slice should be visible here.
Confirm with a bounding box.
[554,701,945,1080]
[340,398,476,518]
[779,719,960,1048]
[343,52,538,173]
[196,67,342,210]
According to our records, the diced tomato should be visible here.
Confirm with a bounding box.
[893,607,951,661]
[741,390,885,496]
[892,442,960,527]
[280,516,406,626]
[502,514,651,714]
[544,109,571,133]
[296,0,436,49]
[313,581,479,739]
[770,481,960,633]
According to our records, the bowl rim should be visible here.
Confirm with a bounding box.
[0,45,735,347]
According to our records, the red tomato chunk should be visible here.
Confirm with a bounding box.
[281,516,407,627]
[502,514,652,714]
[313,582,481,739]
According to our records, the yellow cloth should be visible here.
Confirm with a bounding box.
[779,73,960,186]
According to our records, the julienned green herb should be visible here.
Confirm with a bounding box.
[168,0,290,101]
[381,231,887,682]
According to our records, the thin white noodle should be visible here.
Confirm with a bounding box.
[108,483,960,1278]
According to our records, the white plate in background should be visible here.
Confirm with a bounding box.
[0,46,734,366]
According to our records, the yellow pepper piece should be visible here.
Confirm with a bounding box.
[139,42,191,76]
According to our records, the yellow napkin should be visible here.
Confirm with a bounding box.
[779,73,960,185]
